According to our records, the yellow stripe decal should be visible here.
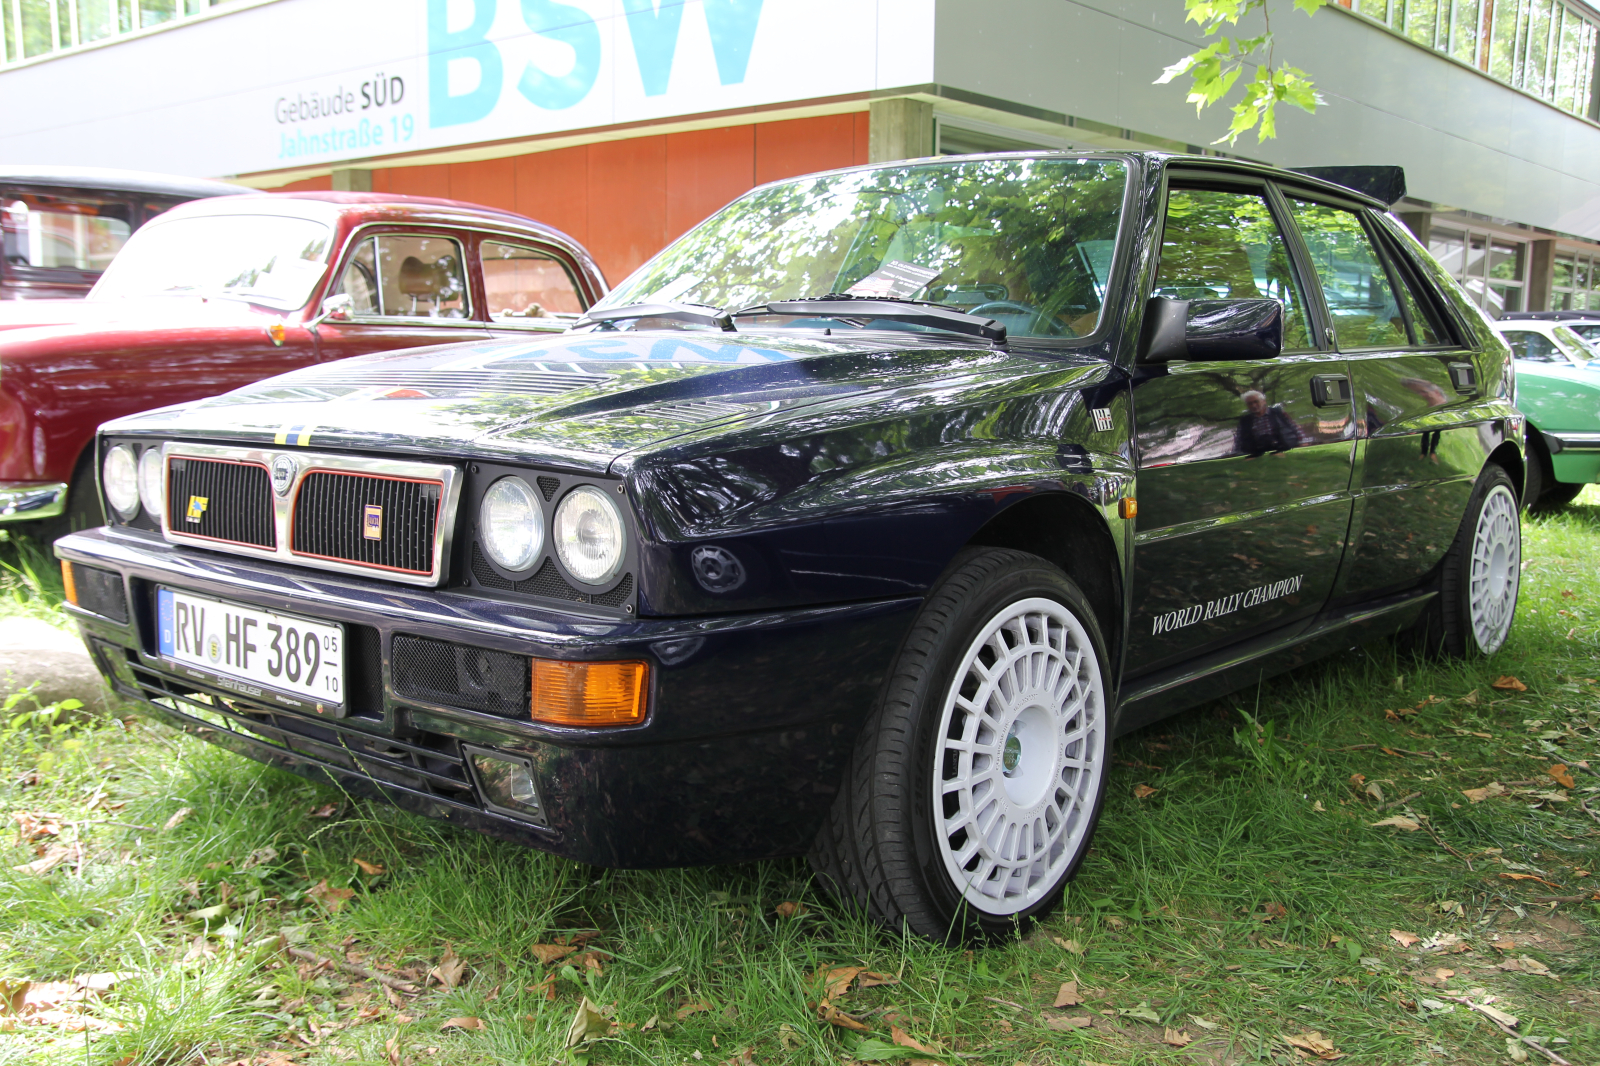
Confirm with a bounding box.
[273,425,313,447]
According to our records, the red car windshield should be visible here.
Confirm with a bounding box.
[90,213,333,309]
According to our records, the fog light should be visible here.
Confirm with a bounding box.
[467,747,545,822]
[531,659,648,727]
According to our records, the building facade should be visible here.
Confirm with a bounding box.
[6,0,1600,306]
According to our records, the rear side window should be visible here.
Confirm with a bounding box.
[1286,199,1407,349]
[480,241,584,325]
[1500,330,1563,362]
[1154,187,1313,350]
[2,189,132,273]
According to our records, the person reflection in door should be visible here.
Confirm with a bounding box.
[1235,390,1303,456]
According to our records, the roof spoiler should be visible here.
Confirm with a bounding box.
[1288,166,1407,207]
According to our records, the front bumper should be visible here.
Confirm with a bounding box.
[1544,431,1600,485]
[56,528,918,867]
[0,481,68,522]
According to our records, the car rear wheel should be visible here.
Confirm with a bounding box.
[810,547,1110,943]
[1404,465,1520,657]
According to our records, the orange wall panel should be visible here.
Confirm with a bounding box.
[448,157,516,213]
[665,126,754,242]
[382,164,451,200]
[755,114,862,185]
[586,136,668,283]
[514,146,591,248]
[267,175,332,192]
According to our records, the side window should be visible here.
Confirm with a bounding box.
[1501,330,1561,362]
[2,190,132,273]
[336,234,469,319]
[480,241,584,325]
[1286,200,1406,349]
[1154,187,1312,350]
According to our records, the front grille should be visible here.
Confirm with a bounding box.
[72,564,128,623]
[292,471,440,576]
[168,457,275,549]
[391,634,529,717]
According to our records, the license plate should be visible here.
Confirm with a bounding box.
[157,587,344,714]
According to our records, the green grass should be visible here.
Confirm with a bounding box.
[2,495,1598,1066]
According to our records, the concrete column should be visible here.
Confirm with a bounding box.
[1526,238,1556,312]
[1396,211,1431,245]
[868,98,934,163]
[331,168,373,192]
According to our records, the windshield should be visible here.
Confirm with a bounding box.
[597,156,1129,340]
[1552,325,1599,362]
[89,213,333,308]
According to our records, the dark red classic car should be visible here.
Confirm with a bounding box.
[0,192,606,536]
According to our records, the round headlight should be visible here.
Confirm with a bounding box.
[138,447,165,520]
[480,477,544,572]
[102,444,140,519]
[554,485,625,585]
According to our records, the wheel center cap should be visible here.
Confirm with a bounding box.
[1003,727,1022,776]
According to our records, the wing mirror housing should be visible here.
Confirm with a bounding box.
[310,292,353,329]
[1139,296,1284,363]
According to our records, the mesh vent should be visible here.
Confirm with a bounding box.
[536,476,560,501]
[391,634,529,717]
[594,573,633,608]
[524,559,585,602]
[73,565,128,624]
[292,471,440,576]
[469,545,632,609]
[168,457,275,548]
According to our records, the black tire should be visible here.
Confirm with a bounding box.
[27,447,104,547]
[1401,465,1520,658]
[809,547,1112,944]
[1539,480,1585,509]
[1522,429,1550,511]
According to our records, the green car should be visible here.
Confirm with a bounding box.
[1493,320,1600,508]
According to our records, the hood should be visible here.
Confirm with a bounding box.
[0,295,277,334]
[116,331,1112,472]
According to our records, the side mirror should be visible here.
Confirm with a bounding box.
[310,292,353,329]
[1139,296,1283,363]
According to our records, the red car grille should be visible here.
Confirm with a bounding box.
[291,471,441,577]
[167,457,276,549]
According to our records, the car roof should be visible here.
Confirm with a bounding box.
[0,165,247,198]
[155,190,576,238]
[1499,310,1600,323]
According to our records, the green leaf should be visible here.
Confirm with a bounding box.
[1292,0,1326,14]
[848,1038,920,1061]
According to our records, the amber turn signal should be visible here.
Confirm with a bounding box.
[60,560,78,606]
[531,659,648,727]
[1118,497,1138,520]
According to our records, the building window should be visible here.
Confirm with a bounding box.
[1551,253,1600,308]
[1342,0,1599,118]
[1428,226,1527,317]
[1,0,228,65]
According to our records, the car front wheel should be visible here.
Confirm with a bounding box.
[810,547,1110,943]
[1405,465,1521,657]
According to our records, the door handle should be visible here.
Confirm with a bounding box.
[1448,361,1478,393]
[1310,373,1351,407]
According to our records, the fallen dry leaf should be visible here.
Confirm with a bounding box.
[529,943,576,965]
[1370,815,1421,831]
[718,1048,755,1066]
[1390,930,1421,948]
[1051,936,1085,954]
[1053,980,1082,1007]
[1133,784,1158,799]
[819,965,863,1000]
[855,971,898,989]
[1283,1030,1341,1059]
[440,1017,483,1032]
[1364,781,1387,803]
[1548,765,1578,789]
[1189,1014,1220,1030]
[12,842,81,877]
[163,807,193,831]
[1462,782,1507,803]
[1044,1014,1092,1031]
[774,901,808,919]
[1262,901,1289,921]
[308,879,355,913]
[352,858,385,876]
[1490,938,1516,952]
[675,1000,713,1021]
[891,1025,936,1053]
[308,804,337,819]
[570,950,608,975]
[816,1003,869,1032]
[1162,1027,1192,1047]
[429,945,467,990]
[1498,955,1556,978]
[12,811,60,844]
[1500,873,1564,888]
[526,974,556,1002]
[565,997,610,1047]
[1490,675,1527,692]
[385,1036,402,1066]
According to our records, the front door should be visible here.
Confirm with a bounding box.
[1128,181,1356,676]
[312,231,486,366]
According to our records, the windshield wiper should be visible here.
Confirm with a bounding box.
[572,302,735,332]
[733,295,1006,343]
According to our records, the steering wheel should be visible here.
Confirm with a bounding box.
[967,300,1069,337]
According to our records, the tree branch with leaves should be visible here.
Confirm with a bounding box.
[1156,0,1327,146]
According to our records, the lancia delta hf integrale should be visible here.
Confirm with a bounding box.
[0,191,604,536]
[57,154,1524,941]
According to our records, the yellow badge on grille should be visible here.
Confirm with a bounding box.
[362,504,383,541]
[186,495,209,523]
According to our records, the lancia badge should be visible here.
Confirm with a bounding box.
[270,454,298,496]
[1090,408,1114,432]
[362,504,383,541]
[186,495,209,523]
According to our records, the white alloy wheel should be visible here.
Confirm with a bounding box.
[1468,484,1520,654]
[932,596,1106,915]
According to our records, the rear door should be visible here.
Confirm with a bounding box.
[1282,196,1483,605]
[1127,175,1357,675]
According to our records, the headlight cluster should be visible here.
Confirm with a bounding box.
[478,476,626,588]
[102,443,165,523]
